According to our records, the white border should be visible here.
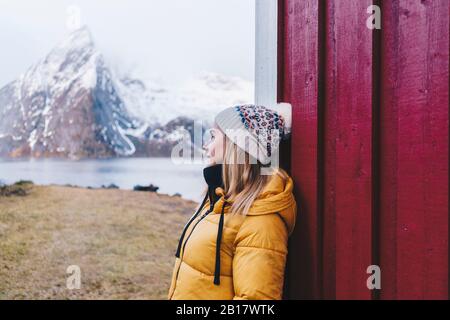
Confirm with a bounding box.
[255,0,292,135]
[255,0,278,107]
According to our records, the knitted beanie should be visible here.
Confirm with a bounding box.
[214,104,288,165]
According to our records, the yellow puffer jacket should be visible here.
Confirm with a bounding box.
[168,171,297,300]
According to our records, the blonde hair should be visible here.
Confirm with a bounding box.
[221,134,288,215]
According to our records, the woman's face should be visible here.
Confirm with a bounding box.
[203,125,225,166]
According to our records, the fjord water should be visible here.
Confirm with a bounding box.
[0,157,206,201]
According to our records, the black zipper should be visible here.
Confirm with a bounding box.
[171,207,213,298]
[170,191,218,299]
[180,208,212,259]
[179,189,215,258]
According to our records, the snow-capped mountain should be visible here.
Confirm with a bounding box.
[0,26,253,159]
[117,71,253,126]
[0,27,143,158]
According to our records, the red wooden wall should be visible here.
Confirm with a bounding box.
[279,0,449,300]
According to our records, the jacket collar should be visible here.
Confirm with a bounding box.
[203,164,224,209]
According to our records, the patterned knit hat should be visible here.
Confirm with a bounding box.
[214,104,289,165]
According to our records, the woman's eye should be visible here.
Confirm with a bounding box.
[203,130,214,144]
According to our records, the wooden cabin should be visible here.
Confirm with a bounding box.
[255,0,448,299]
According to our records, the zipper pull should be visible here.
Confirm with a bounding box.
[201,209,211,219]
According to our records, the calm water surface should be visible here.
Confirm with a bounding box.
[0,157,206,201]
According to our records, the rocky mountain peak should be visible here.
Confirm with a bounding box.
[0,27,253,159]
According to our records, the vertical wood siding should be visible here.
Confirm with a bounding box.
[280,0,449,300]
[281,0,322,299]
[323,0,374,299]
[379,0,449,299]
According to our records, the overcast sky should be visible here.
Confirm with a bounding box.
[0,0,255,88]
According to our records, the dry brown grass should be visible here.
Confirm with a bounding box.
[0,184,197,300]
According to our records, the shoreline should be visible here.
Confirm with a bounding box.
[0,180,191,200]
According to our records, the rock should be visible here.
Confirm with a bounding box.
[101,183,119,189]
[64,183,78,188]
[133,184,159,192]
[14,180,33,186]
[0,184,30,197]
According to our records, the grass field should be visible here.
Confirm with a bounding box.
[0,182,197,299]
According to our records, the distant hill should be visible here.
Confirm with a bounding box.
[0,26,252,159]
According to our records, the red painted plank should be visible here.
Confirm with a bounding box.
[323,0,374,299]
[281,0,321,299]
[379,0,449,299]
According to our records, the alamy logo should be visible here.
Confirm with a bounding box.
[170,120,282,174]
[366,5,381,30]
[66,265,81,290]
[366,265,381,290]
[66,5,82,31]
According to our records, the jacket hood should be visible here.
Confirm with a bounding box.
[209,170,297,235]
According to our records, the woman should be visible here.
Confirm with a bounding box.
[168,104,297,300]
